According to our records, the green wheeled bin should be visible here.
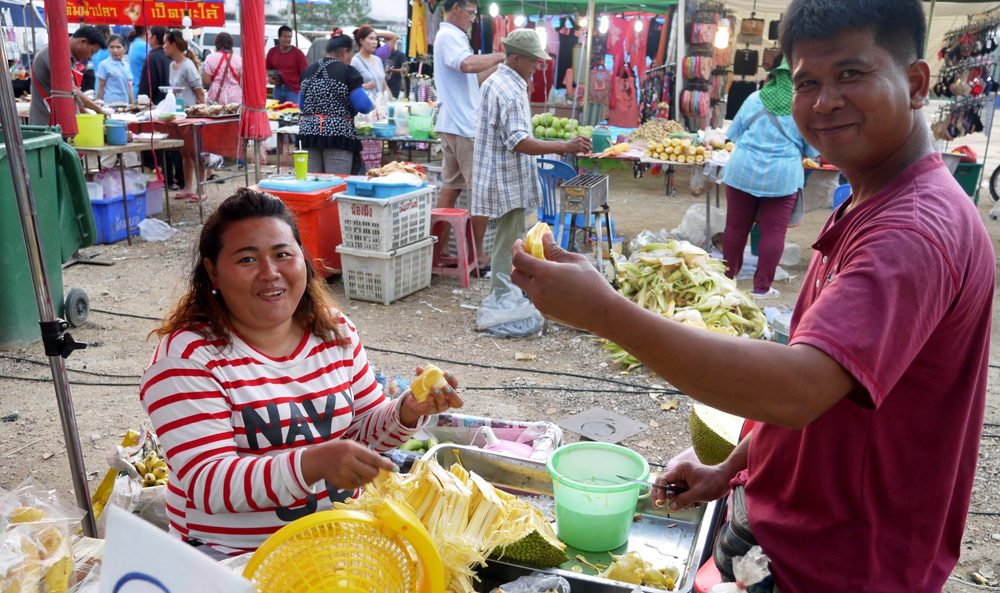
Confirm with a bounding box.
[0,126,97,350]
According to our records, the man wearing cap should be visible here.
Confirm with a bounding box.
[471,29,591,295]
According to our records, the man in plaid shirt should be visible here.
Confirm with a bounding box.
[471,29,591,294]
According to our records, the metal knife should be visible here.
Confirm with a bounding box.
[616,474,689,495]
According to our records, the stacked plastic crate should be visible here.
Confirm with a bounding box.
[334,176,437,304]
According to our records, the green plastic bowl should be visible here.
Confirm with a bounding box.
[546,442,649,552]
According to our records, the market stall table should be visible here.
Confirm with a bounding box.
[75,138,186,246]
[131,116,249,223]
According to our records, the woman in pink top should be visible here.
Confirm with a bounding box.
[202,32,242,105]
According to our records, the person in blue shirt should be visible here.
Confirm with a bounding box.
[96,35,134,104]
[128,26,148,98]
[721,57,819,300]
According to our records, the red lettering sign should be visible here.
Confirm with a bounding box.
[62,1,225,26]
[351,204,372,217]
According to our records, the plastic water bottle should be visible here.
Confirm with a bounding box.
[779,243,801,266]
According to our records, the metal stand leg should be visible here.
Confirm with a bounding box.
[253,139,260,185]
[118,155,132,246]
[192,124,204,224]
[665,165,676,197]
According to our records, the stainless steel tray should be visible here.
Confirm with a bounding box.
[425,445,724,593]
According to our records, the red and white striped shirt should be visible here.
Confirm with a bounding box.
[140,314,419,554]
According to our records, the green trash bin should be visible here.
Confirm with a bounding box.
[0,126,97,349]
[953,161,984,204]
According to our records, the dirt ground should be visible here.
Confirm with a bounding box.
[1,137,999,589]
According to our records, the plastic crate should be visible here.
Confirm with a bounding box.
[336,237,436,304]
[336,186,434,252]
[91,192,146,244]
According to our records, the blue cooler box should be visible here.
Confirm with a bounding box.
[345,175,427,199]
[91,192,146,244]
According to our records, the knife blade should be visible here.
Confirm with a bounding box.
[616,474,689,495]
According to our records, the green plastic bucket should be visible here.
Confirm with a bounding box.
[547,442,649,552]
[591,129,612,153]
[408,115,433,140]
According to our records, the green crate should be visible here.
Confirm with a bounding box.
[953,162,984,203]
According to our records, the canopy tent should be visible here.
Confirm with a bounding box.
[1,0,45,28]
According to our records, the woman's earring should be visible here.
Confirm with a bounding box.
[211,287,219,295]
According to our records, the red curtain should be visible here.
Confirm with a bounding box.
[45,0,77,137]
[239,0,269,139]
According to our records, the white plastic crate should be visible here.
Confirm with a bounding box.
[336,237,436,305]
[336,186,434,252]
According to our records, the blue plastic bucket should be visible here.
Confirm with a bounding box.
[105,120,128,145]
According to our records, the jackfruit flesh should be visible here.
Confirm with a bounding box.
[689,404,744,466]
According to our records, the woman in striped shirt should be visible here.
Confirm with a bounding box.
[140,188,462,555]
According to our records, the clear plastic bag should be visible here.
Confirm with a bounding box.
[489,571,571,593]
[91,167,148,200]
[710,546,771,592]
[138,218,178,242]
[670,203,727,250]
[475,274,544,338]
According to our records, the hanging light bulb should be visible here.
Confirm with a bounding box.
[634,18,643,33]
[598,15,609,34]
[578,15,588,28]
[514,14,525,27]
[714,18,730,49]
[489,2,498,17]
[537,27,547,48]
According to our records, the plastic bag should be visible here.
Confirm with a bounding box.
[690,163,709,196]
[0,478,86,593]
[951,145,978,163]
[628,228,670,254]
[138,218,177,242]
[155,91,176,114]
[710,546,771,592]
[91,167,148,200]
[90,428,170,538]
[671,203,727,250]
[476,274,544,338]
[489,571,571,593]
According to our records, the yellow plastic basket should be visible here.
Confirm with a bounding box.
[243,499,445,593]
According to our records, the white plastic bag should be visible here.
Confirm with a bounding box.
[489,571,571,593]
[92,167,148,200]
[476,274,544,338]
[138,218,177,242]
[671,203,727,249]
[709,546,771,592]
[155,91,176,114]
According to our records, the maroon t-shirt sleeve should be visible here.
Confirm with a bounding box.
[296,49,308,73]
[791,227,956,408]
[265,47,275,70]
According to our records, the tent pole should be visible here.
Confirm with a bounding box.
[581,0,595,124]
[292,0,299,45]
[0,28,96,537]
[28,0,36,59]
[925,0,936,59]
[675,0,685,125]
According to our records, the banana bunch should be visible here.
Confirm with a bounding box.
[135,452,168,488]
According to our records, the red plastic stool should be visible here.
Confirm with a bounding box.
[694,555,722,592]
[430,208,479,288]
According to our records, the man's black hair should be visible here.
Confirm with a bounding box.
[278,25,293,37]
[444,0,476,12]
[72,25,108,49]
[149,26,167,45]
[96,25,111,37]
[779,0,925,64]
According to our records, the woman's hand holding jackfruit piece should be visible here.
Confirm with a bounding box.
[400,365,463,427]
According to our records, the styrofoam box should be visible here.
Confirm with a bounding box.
[336,186,434,252]
[336,237,436,305]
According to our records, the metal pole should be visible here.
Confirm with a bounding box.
[581,0,595,124]
[28,0,36,59]
[924,0,936,61]
[675,0,685,125]
[0,31,96,537]
[291,0,298,44]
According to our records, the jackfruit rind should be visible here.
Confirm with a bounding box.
[490,529,569,567]
[689,404,744,466]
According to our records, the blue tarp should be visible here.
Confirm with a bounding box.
[0,0,45,29]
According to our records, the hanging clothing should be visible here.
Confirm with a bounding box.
[607,65,639,128]
[726,80,758,119]
[409,0,428,58]
[481,15,493,53]
[589,27,608,68]
[531,58,555,103]
[607,16,629,76]
[426,1,443,45]
[627,18,649,80]
[658,9,673,67]
[493,16,508,53]
[556,29,578,89]
[470,16,482,52]
[639,69,664,124]
[646,17,664,63]
[589,65,612,105]
[544,17,560,55]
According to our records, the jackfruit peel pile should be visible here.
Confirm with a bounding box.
[605,240,768,370]
[338,459,568,593]
[601,551,679,590]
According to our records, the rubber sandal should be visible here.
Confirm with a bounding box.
[168,184,182,192]
[186,194,207,203]
[207,174,221,182]
[474,262,491,277]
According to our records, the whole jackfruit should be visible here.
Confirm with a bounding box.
[689,404,744,465]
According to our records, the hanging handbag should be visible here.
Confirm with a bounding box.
[762,48,783,71]
[733,49,759,76]
[768,19,781,41]
[741,17,765,37]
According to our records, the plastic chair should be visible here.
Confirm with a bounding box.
[536,158,577,246]
[430,208,478,288]
[833,184,852,210]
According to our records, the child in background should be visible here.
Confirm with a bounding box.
[97,35,134,104]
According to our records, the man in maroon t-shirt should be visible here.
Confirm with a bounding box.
[507,1,994,591]
[266,25,308,104]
